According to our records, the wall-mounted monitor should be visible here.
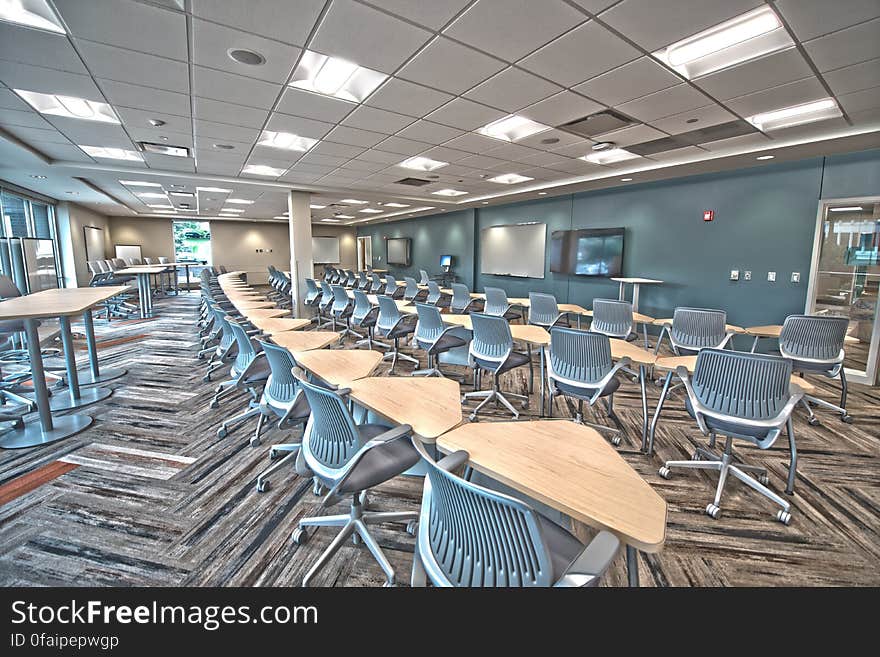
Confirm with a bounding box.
[387,237,411,266]
[440,254,453,267]
[550,228,624,277]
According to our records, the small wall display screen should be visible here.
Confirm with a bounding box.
[440,254,452,267]
[387,237,411,266]
[550,228,624,277]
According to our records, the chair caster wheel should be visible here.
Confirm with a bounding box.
[216,427,227,438]
[658,466,671,479]
[197,354,205,360]
[249,436,260,447]
[209,400,219,409]
[706,503,721,519]
[291,527,308,545]
[841,414,853,424]
[406,520,418,536]
[312,480,324,496]
[382,579,397,587]
[757,473,770,486]
[776,510,792,525]
[203,375,211,383]
[808,417,821,426]
[611,435,621,446]
[352,533,362,546]
[269,449,281,461]
[469,414,478,422]
[256,479,269,493]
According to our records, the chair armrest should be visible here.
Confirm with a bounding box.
[554,531,620,587]
[436,449,469,474]
[362,423,413,449]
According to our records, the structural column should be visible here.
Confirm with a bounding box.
[288,190,314,318]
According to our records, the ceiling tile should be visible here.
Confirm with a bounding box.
[309,141,364,158]
[127,126,193,149]
[0,89,30,112]
[0,22,88,74]
[287,163,336,175]
[324,125,388,147]
[446,0,585,63]
[724,77,830,117]
[597,123,668,145]
[569,0,618,12]
[374,135,433,155]
[824,59,880,96]
[464,67,563,112]
[192,66,282,108]
[80,41,190,94]
[276,87,356,123]
[396,120,464,144]
[645,145,705,162]
[776,0,880,41]
[519,20,640,87]
[342,105,415,134]
[649,104,737,135]
[520,91,605,127]
[698,132,772,153]
[192,135,252,152]
[0,108,52,130]
[420,146,473,162]
[424,97,506,130]
[0,62,103,100]
[616,84,712,122]
[572,57,680,106]
[397,37,506,95]
[365,77,453,118]
[803,19,880,72]
[484,142,539,161]
[52,122,134,149]
[520,129,589,151]
[101,79,191,116]
[694,49,813,100]
[28,142,93,161]
[192,18,301,83]
[309,0,432,74]
[143,152,195,171]
[2,125,71,145]
[192,118,260,143]
[191,0,323,46]
[366,0,471,29]
[443,132,505,154]
[192,97,268,127]
[265,112,334,138]
[837,86,880,114]
[299,153,349,167]
[598,0,763,52]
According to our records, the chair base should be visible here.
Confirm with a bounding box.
[255,442,300,492]
[801,395,852,425]
[382,349,419,373]
[463,386,527,420]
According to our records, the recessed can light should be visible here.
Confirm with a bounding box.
[686,118,699,124]
[538,192,547,195]
[592,141,615,151]
[148,118,166,127]
[227,48,265,66]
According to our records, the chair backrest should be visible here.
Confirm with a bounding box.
[591,299,633,339]
[158,256,170,264]
[331,285,350,313]
[227,317,259,374]
[345,269,356,286]
[370,272,382,292]
[319,281,334,306]
[219,265,228,274]
[259,339,300,405]
[357,271,367,288]
[549,327,614,385]
[671,307,728,351]
[403,277,419,301]
[0,274,22,299]
[427,281,442,304]
[528,292,559,327]
[144,257,156,265]
[211,304,235,350]
[128,257,142,265]
[383,275,398,296]
[419,269,430,285]
[298,375,365,471]
[304,278,320,303]
[351,290,374,324]
[779,315,849,364]
[469,312,513,365]
[483,287,510,316]
[692,348,793,421]
[416,444,555,587]
[376,294,402,332]
[414,303,446,347]
[450,284,472,312]
[111,258,127,268]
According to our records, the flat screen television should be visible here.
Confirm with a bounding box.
[550,228,624,277]
[440,254,453,267]
[386,237,411,266]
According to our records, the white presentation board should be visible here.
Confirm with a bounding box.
[312,236,341,264]
[480,223,546,278]
[115,244,142,263]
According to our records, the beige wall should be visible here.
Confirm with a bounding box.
[56,202,111,287]
[209,220,291,281]
[108,217,175,261]
[311,224,357,278]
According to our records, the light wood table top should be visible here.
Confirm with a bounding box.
[240,308,288,320]
[557,303,590,315]
[437,420,667,553]
[609,338,656,365]
[248,317,311,334]
[652,318,745,334]
[0,286,130,320]
[653,355,815,393]
[269,330,340,353]
[441,313,472,330]
[347,376,463,442]
[582,309,654,324]
[116,266,168,275]
[226,292,265,300]
[510,324,550,346]
[745,324,859,344]
[294,349,382,387]
[233,300,277,310]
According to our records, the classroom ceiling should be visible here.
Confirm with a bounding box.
[0,0,878,226]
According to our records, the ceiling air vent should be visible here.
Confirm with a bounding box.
[395,177,432,187]
[558,110,635,138]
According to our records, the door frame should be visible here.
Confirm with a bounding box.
[357,235,372,271]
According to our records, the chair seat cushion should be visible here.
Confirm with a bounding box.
[337,425,420,493]
[241,359,271,384]
[536,515,585,582]
[685,399,772,443]
[475,350,531,374]
[553,375,619,400]
[425,333,467,353]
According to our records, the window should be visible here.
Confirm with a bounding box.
[1,190,28,237]
[173,220,212,284]
[0,184,62,288]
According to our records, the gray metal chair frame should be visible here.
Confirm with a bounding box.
[213,319,268,440]
[376,296,418,373]
[291,375,419,587]
[409,440,620,587]
[411,303,467,378]
[658,348,804,524]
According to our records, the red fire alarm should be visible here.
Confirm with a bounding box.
[703,209,714,222]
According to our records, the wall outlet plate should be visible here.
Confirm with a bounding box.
[744,270,752,281]
[791,272,801,283]
[767,271,776,282]
[729,269,739,281]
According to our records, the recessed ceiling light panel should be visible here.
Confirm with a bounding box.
[399,156,448,172]
[242,164,285,177]
[120,180,161,187]
[310,204,326,209]
[746,98,841,131]
[139,141,190,157]
[488,173,534,185]
[0,0,64,33]
[359,208,383,214]
[340,199,367,204]
[137,192,168,199]
[431,189,467,197]
[225,198,254,205]
[257,130,318,152]
[290,50,387,103]
[830,206,864,212]
[581,148,640,165]
[383,202,409,208]
[16,90,119,123]
[80,146,142,161]
[197,186,232,193]
[478,115,551,142]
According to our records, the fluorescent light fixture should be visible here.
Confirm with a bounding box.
[620,178,633,182]
[257,130,318,152]
[383,202,409,208]
[359,208,383,214]
[581,148,640,165]
[340,199,367,204]
[755,155,775,160]
[80,146,142,161]
[310,204,326,209]
[746,98,841,131]
[225,198,254,205]
[289,50,387,103]
[242,164,285,177]
[148,204,174,209]
[120,180,161,187]
[830,206,864,212]
[321,218,342,223]
[273,215,287,219]
[335,214,355,219]
[169,191,194,198]
[221,208,244,213]
[488,173,534,184]
[16,90,119,123]
[653,6,792,79]
[197,186,232,193]
[399,156,448,172]
[137,192,168,199]
[431,189,467,197]
[0,0,65,34]
[478,115,551,142]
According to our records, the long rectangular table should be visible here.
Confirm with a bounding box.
[115,266,168,318]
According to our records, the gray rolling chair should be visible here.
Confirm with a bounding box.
[658,348,804,524]
[290,375,420,587]
[303,278,322,325]
[654,307,733,355]
[213,319,269,439]
[253,339,312,493]
[350,290,380,350]
[329,284,355,337]
[403,277,426,302]
[591,298,635,340]
[344,269,356,287]
[528,292,569,330]
[419,269,430,286]
[779,314,852,425]
[426,281,447,307]
[317,281,335,328]
[462,313,531,420]
[546,328,630,445]
[483,287,522,322]
[376,295,418,373]
[356,271,368,289]
[410,440,620,587]
[383,275,405,299]
[368,272,383,293]
[412,303,467,378]
[450,283,480,314]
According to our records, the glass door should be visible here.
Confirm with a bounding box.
[173,220,212,287]
[808,198,880,384]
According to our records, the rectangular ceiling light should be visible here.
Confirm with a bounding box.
[321,218,342,223]
[257,130,318,152]
[310,204,326,209]
[340,198,367,204]
[581,147,640,165]
[653,6,793,79]
[148,204,174,209]
[197,186,232,193]
[80,146,143,161]
[747,98,841,131]
[290,50,387,103]
[431,188,467,197]
[225,198,254,204]
[0,0,65,34]
[359,208,383,214]
[335,214,355,219]
[478,115,551,142]
[383,202,409,208]
[137,192,168,199]
[242,164,285,177]
[120,180,161,187]
[488,173,534,184]
[830,206,864,212]
[399,156,448,171]
[16,90,119,123]
[169,191,194,198]
[140,142,190,157]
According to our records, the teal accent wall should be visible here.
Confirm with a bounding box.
[357,148,880,329]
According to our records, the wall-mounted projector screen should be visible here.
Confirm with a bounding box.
[480,223,546,278]
[386,237,411,266]
[312,236,340,264]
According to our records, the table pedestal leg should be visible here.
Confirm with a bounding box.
[626,545,640,587]
[539,346,546,417]
[73,309,127,386]
[646,371,673,455]
[639,364,648,449]
[618,281,625,301]
[632,283,641,313]
[750,335,760,353]
[49,316,112,410]
[186,265,192,294]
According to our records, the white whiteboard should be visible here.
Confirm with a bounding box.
[115,244,142,263]
[84,226,104,263]
[480,223,546,278]
[312,236,340,264]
